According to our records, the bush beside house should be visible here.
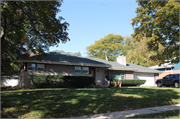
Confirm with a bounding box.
[110,79,146,87]
[30,75,94,88]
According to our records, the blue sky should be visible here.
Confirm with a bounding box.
[49,0,139,57]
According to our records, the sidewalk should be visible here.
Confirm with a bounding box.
[62,104,180,119]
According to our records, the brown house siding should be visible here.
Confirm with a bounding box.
[20,64,94,88]
[125,71,134,79]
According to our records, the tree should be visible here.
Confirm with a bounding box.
[65,51,81,56]
[1,1,70,75]
[74,51,81,56]
[131,0,179,64]
[86,34,124,61]
[122,36,135,55]
[126,37,164,67]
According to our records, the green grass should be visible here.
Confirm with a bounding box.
[1,87,180,118]
[129,109,180,118]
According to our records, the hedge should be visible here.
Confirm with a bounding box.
[30,75,94,88]
[63,76,94,88]
[30,75,48,88]
[110,79,146,87]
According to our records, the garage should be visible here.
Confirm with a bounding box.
[134,73,155,86]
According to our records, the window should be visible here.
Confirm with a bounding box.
[27,63,36,71]
[37,64,45,71]
[109,70,125,79]
[74,66,89,74]
[82,67,89,74]
[27,63,45,72]
[75,66,81,74]
[121,71,125,79]
[164,75,170,79]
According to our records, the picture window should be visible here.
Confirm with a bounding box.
[37,64,45,72]
[75,66,81,74]
[27,63,36,71]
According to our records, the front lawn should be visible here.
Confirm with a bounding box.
[1,87,180,118]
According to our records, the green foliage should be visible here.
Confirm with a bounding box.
[122,36,135,55]
[74,51,81,56]
[94,85,101,88]
[1,1,70,75]
[64,76,94,88]
[126,37,164,67]
[30,75,94,88]
[132,0,179,64]
[46,75,65,87]
[66,51,81,56]
[86,34,124,61]
[110,79,146,87]
[30,75,48,88]
[1,87,179,118]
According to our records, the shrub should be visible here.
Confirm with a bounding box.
[46,75,66,88]
[110,79,146,87]
[94,85,101,88]
[30,75,48,88]
[30,75,94,88]
[64,76,94,88]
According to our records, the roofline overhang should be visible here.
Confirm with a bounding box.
[20,60,112,68]
[134,70,162,73]
[108,67,162,73]
[108,67,138,71]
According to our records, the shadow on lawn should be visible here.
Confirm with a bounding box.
[1,87,179,118]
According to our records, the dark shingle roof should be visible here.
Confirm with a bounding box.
[87,57,161,73]
[22,50,162,73]
[126,63,162,73]
[22,51,110,67]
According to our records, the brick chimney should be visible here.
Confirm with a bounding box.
[117,55,126,66]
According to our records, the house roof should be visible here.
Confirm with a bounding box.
[20,51,111,68]
[126,63,162,73]
[87,57,138,71]
[87,57,161,73]
[21,50,161,73]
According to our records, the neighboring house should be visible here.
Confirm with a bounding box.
[1,75,19,87]
[1,72,19,87]
[149,63,175,72]
[149,62,180,78]
[19,50,161,88]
